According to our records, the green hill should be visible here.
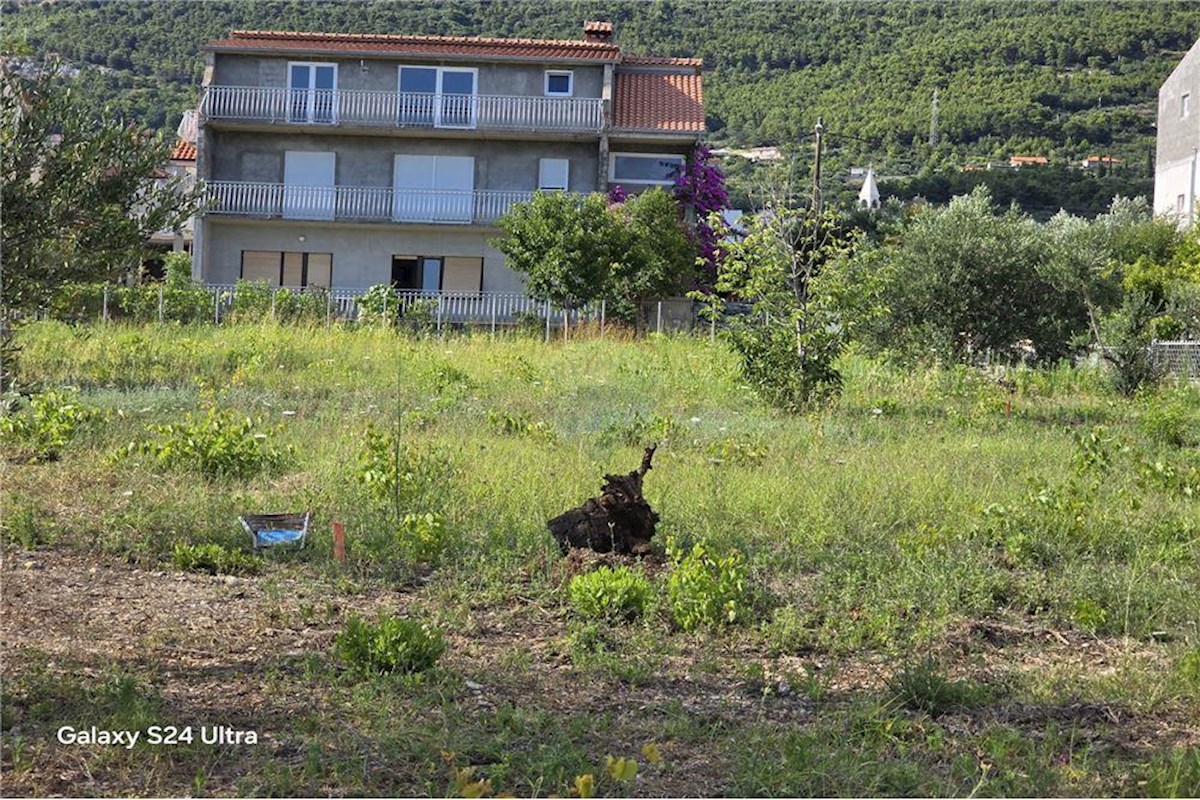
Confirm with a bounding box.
[5,0,1199,190]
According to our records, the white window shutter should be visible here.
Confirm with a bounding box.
[539,158,569,191]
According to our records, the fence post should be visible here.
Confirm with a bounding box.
[710,310,716,342]
[600,299,606,339]
[157,285,164,324]
[326,292,333,327]
[562,309,569,341]
[656,300,663,335]
[490,294,497,336]
[436,295,444,336]
[544,300,551,344]
[270,289,277,320]
[382,290,388,323]
[213,288,220,324]
[102,285,109,323]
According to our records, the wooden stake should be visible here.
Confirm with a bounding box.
[332,521,346,563]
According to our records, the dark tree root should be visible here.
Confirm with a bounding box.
[547,445,660,555]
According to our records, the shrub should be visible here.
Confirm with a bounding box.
[335,613,445,675]
[124,403,289,480]
[397,511,450,564]
[356,425,453,517]
[666,538,751,631]
[568,566,654,622]
[1141,389,1200,448]
[0,390,98,462]
[355,284,398,328]
[486,409,554,440]
[171,541,262,576]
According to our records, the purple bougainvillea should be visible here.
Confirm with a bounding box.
[672,145,730,288]
[607,183,628,205]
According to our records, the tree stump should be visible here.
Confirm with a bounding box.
[547,445,660,555]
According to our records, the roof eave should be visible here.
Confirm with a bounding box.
[204,43,620,65]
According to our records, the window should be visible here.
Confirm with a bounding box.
[544,70,574,97]
[538,158,570,191]
[288,62,337,124]
[393,154,475,223]
[441,256,484,292]
[1184,93,1192,118]
[610,153,685,185]
[398,66,478,128]
[282,151,336,221]
[240,251,333,288]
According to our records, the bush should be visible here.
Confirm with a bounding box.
[171,541,262,576]
[335,613,445,675]
[397,511,450,564]
[123,402,289,480]
[355,284,398,328]
[568,566,654,622]
[666,538,751,631]
[0,389,98,462]
[1141,389,1200,448]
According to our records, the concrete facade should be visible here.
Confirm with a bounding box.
[205,218,518,291]
[1155,38,1200,222]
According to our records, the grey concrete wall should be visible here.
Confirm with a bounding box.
[203,219,522,292]
[1156,39,1200,218]
[209,131,598,192]
[212,53,603,98]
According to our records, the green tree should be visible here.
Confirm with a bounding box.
[493,192,622,310]
[0,61,198,313]
[494,188,695,318]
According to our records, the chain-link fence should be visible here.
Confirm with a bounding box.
[1150,340,1200,381]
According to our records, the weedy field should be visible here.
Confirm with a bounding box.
[2,321,1199,797]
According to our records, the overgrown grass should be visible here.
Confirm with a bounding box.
[4,320,1198,796]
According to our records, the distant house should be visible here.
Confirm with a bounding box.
[1154,38,1200,223]
[1080,154,1122,170]
[1008,155,1049,168]
[146,110,197,255]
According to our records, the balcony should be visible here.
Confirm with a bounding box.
[204,181,541,225]
[201,86,604,133]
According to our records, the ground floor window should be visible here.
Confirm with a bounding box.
[240,251,333,288]
[609,153,685,185]
[391,254,483,293]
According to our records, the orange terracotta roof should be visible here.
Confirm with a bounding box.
[1010,155,1048,164]
[170,140,196,161]
[613,71,705,133]
[622,54,703,67]
[208,29,621,62]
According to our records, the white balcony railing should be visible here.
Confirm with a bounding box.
[204,181,539,225]
[201,86,604,132]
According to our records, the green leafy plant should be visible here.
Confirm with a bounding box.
[568,566,654,622]
[335,613,445,675]
[123,402,289,480]
[666,537,751,631]
[486,408,554,440]
[355,284,399,328]
[397,511,450,564]
[706,433,769,465]
[1141,389,1200,448]
[0,390,98,462]
[171,541,262,576]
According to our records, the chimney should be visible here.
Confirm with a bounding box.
[583,20,613,43]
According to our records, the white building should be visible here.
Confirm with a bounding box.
[1154,38,1200,223]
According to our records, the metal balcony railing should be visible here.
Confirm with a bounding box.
[201,86,604,132]
[204,181,540,225]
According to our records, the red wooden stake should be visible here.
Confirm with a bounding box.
[332,521,346,563]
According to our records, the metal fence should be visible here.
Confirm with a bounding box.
[1150,340,1200,381]
[52,284,718,340]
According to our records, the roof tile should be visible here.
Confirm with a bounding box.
[614,72,705,133]
[208,29,621,62]
[170,140,196,161]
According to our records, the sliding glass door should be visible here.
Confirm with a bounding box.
[288,63,337,124]
[397,66,477,129]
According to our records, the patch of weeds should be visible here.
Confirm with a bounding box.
[1140,389,1200,448]
[356,425,456,515]
[567,566,653,623]
[601,412,680,447]
[335,613,445,675]
[171,541,263,576]
[1136,747,1200,798]
[666,537,752,631]
[0,390,98,462]
[1177,647,1200,694]
[486,409,555,440]
[1134,452,1199,499]
[396,511,451,564]
[0,501,50,549]
[706,433,769,465]
[120,403,290,480]
[887,656,992,716]
[761,604,819,655]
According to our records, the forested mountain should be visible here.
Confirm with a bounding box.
[5,0,1199,195]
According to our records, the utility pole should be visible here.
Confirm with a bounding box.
[812,116,824,215]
